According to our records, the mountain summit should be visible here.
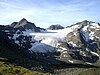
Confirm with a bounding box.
[47,24,64,30]
[11,18,28,28]
[12,18,36,29]
[10,18,45,32]
[17,18,28,26]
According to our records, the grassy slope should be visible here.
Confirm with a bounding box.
[76,68,100,75]
[0,58,49,75]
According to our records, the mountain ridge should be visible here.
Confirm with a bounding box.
[0,19,100,75]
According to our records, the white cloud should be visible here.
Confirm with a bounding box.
[0,0,100,28]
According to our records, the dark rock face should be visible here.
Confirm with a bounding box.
[47,25,64,30]
[10,22,18,27]
[0,25,32,59]
[0,25,34,50]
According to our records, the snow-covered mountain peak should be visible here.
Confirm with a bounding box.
[71,20,99,28]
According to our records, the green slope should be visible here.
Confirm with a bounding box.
[76,68,100,75]
[0,57,49,75]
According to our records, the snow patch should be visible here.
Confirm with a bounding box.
[13,33,19,40]
[90,51,100,57]
[63,51,68,54]
[82,25,89,31]
[95,36,100,39]
[5,30,9,32]
[91,23,100,29]
[57,28,73,38]
[8,36,11,39]
[73,32,77,36]
[89,31,95,40]
[68,60,74,63]
[85,62,92,65]
[63,54,68,57]
[15,40,19,45]
[41,38,58,47]
[68,42,77,47]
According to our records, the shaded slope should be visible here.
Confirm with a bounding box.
[0,58,48,75]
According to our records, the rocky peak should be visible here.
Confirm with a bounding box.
[19,18,28,24]
[9,18,46,32]
[47,24,64,30]
[14,18,29,28]
[68,20,99,30]
[82,20,88,22]
[74,20,90,26]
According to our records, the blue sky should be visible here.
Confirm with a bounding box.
[0,0,100,28]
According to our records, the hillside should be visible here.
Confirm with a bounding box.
[0,58,48,75]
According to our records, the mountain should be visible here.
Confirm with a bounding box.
[30,20,100,66]
[10,18,46,32]
[47,24,64,30]
[0,19,100,75]
[56,20,100,65]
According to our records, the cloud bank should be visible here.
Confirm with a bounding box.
[0,0,100,28]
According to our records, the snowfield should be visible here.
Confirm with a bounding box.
[29,29,64,53]
[28,22,100,53]
[28,28,75,53]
